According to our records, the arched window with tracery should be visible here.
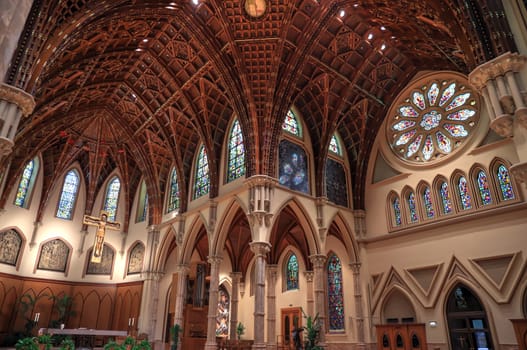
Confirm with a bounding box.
[282,109,302,137]
[407,191,419,223]
[476,170,492,206]
[439,181,454,215]
[457,176,472,210]
[194,144,210,199]
[136,180,148,222]
[422,186,435,219]
[103,176,121,221]
[327,253,345,331]
[392,196,402,227]
[326,133,348,207]
[496,164,515,201]
[167,167,180,212]
[285,253,299,291]
[56,169,80,219]
[15,158,39,208]
[227,119,246,182]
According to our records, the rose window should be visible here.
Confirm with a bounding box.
[387,77,479,164]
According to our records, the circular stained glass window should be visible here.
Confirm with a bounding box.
[386,74,479,165]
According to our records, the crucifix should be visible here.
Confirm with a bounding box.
[83,211,120,263]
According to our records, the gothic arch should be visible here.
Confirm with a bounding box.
[180,215,209,265]
[380,286,418,324]
[326,211,359,264]
[210,196,249,257]
[468,163,496,208]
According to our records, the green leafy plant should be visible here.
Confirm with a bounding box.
[37,334,53,350]
[103,340,125,350]
[123,337,135,346]
[236,322,245,340]
[59,337,75,350]
[302,310,322,350]
[170,324,182,350]
[50,294,75,328]
[132,339,151,350]
[15,337,38,350]
[18,293,47,336]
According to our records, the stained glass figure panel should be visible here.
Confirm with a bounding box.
[440,182,453,214]
[458,176,472,210]
[227,119,246,182]
[168,168,180,212]
[327,254,345,331]
[103,177,121,221]
[393,197,402,226]
[328,135,341,156]
[423,187,435,218]
[278,140,309,194]
[477,171,492,205]
[325,159,348,207]
[194,145,210,198]
[497,165,515,201]
[408,192,418,223]
[15,160,35,208]
[286,254,299,290]
[56,170,80,219]
[282,110,302,137]
[216,286,230,337]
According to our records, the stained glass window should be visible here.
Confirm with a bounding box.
[216,286,230,337]
[497,165,515,201]
[477,171,492,205]
[282,109,302,137]
[168,168,180,212]
[15,159,37,208]
[227,119,246,182]
[194,145,210,199]
[393,197,402,226]
[103,177,121,221]
[440,181,453,214]
[387,77,479,164]
[327,253,345,331]
[56,170,80,219]
[325,159,348,207]
[423,187,435,218]
[328,134,341,156]
[458,176,472,210]
[286,254,299,290]
[279,140,309,194]
[137,181,148,222]
[408,192,418,223]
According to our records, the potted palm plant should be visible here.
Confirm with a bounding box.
[169,324,182,350]
[15,337,38,350]
[59,337,75,350]
[302,310,322,350]
[236,322,245,340]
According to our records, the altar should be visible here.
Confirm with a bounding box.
[39,328,128,349]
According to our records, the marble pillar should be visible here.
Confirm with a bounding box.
[350,262,366,350]
[229,272,242,340]
[250,241,271,350]
[266,264,278,350]
[205,256,223,350]
[310,254,327,347]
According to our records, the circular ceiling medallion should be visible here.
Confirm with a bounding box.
[385,72,480,166]
[244,0,267,18]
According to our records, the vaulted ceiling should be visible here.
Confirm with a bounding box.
[0,0,515,229]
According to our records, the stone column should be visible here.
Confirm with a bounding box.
[250,241,271,350]
[173,264,190,328]
[350,262,366,350]
[205,255,222,350]
[266,264,278,350]
[310,254,327,347]
[0,83,35,158]
[29,221,41,249]
[229,272,242,340]
[304,271,314,316]
[469,52,527,187]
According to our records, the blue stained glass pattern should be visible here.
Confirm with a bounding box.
[227,119,246,182]
[423,187,435,218]
[329,134,341,155]
[408,192,418,223]
[477,171,492,205]
[440,182,453,214]
[327,254,345,331]
[458,176,472,210]
[286,254,299,290]
[103,177,121,221]
[393,197,402,226]
[15,160,35,208]
[279,140,309,194]
[497,165,515,201]
[282,110,302,137]
[168,168,180,212]
[194,145,210,198]
[56,170,80,219]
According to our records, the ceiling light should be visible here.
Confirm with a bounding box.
[191,0,199,5]
[339,10,345,17]
[380,26,386,31]
[381,44,386,51]
[142,39,148,43]
[353,3,359,7]
[367,33,373,40]
[165,6,175,10]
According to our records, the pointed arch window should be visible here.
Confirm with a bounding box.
[15,158,39,208]
[194,145,210,199]
[458,176,472,210]
[327,253,345,331]
[477,171,492,205]
[423,187,435,218]
[286,254,299,290]
[408,192,418,223]
[497,165,515,201]
[282,109,302,137]
[168,168,180,212]
[392,197,402,226]
[328,134,342,156]
[56,169,80,219]
[439,181,453,214]
[227,119,246,182]
[103,177,121,221]
[136,180,148,222]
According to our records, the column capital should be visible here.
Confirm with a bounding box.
[349,262,362,274]
[0,83,35,116]
[229,271,242,280]
[207,255,223,265]
[250,241,271,256]
[175,264,190,274]
[309,254,327,268]
[147,224,160,233]
[304,271,314,282]
[469,52,527,89]
[244,174,278,188]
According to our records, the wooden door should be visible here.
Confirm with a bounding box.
[376,324,427,350]
[281,307,302,349]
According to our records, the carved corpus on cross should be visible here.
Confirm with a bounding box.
[83,211,120,263]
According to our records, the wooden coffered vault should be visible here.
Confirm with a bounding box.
[0,0,516,232]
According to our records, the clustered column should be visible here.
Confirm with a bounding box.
[304,271,314,317]
[350,262,366,350]
[250,241,271,350]
[173,264,190,330]
[266,264,278,350]
[229,272,242,340]
[205,256,223,350]
[310,254,327,347]
[0,83,34,158]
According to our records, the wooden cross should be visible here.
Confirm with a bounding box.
[83,211,120,263]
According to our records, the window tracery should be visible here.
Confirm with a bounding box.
[327,253,345,331]
[103,177,121,221]
[15,159,38,208]
[194,145,210,199]
[227,119,246,182]
[168,167,180,212]
[56,169,80,219]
